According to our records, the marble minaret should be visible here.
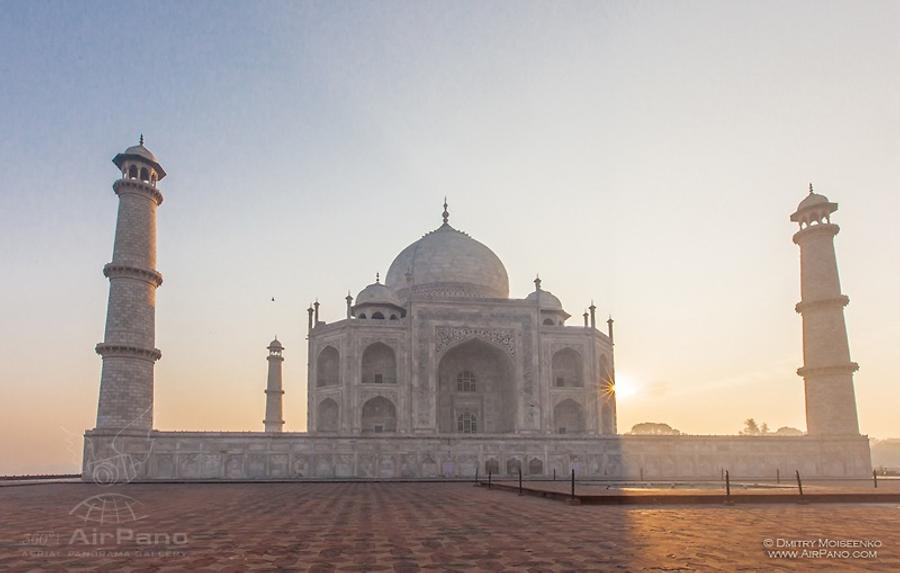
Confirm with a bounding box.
[791,184,860,436]
[264,338,285,432]
[94,138,165,431]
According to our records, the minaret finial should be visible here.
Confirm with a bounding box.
[139,133,144,146]
[442,197,449,225]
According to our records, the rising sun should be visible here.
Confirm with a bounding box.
[611,373,639,399]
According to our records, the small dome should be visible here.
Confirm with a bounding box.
[797,191,829,211]
[526,289,563,310]
[355,282,403,308]
[122,143,159,164]
[268,338,283,349]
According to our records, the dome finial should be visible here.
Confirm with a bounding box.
[442,197,449,225]
[375,272,380,284]
[809,182,814,195]
[534,274,542,290]
[139,133,144,146]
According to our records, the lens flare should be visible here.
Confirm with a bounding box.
[609,373,638,399]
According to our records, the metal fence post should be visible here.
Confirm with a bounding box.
[488,471,492,489]
[518,468,523,495]
[725,470,731,497]
[570,468,575,500]
[795,470,803,496]
[873,469,878,489]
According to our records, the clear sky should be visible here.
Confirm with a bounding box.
[1,1,898,474]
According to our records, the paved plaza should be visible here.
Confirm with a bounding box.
[1,482,898,572]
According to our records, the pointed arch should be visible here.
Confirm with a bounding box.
[361,396,396,433]
[554,399,585,434]
[437,338,515,433]
[361,342,396,384]
[552,348,583,387]
[316,346,340,387]
[316,398,339,432]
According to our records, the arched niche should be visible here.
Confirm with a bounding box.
[361,342,396,384]
[361,396,396,433]
[317,398,339,432]
[552,348,583,387]
[554,399,585,434]
[437,338,515,433]
[316,346,340,387]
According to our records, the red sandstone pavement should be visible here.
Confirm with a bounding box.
[1,482,898,572]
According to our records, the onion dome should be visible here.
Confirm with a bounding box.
[385,200,509,300]
[353,274,405,319]
[526,289,564,310]
[355,279,403,308]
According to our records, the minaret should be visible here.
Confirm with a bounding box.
[263,338,285,432]
[790,184,860,435]
[94,137,165,430]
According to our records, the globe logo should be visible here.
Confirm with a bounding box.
[69,493,147,525]
[90,453,142,486]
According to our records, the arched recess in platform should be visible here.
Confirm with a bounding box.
[360,396,397,433]
[361,342,397,384]
[316,398,339,432]
[436,338,515,433]
[317,346,340,387]
[554,398,586,434]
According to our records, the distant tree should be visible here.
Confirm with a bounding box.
[741,418,761,435]
[760,423,770,434]
[871,438,900,470]
[774,426,804,436]
[630,422,681,435]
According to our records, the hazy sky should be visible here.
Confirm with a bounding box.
[2,1,898,474]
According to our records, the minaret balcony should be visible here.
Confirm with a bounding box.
[794,295,849,313]
[103,263,163,287]
[113,178,164,206]
[95,343,162,362]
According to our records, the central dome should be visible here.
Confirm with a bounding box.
[385,211,509,300]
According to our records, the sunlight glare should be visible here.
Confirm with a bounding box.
[613,372,639,400]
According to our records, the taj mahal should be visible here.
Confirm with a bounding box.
[83,139,871,482]
[305,201,615,440]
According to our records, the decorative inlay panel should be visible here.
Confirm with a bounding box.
[435,326,516,357]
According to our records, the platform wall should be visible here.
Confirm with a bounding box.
[81,431,872,482]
